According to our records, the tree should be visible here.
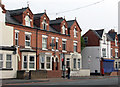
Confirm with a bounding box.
[81,37,85,51]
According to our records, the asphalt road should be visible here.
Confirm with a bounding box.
[2,77,120,87]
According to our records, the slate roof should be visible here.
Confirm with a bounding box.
[118,34,120,42]
[107,32,117,41]
[91,29,104,39]
[67,20,75,29]
[34,13,44,20]
[8,7,28,16]
[50,19,64,25]
[106,33,113,41]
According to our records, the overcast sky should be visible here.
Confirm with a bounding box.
[2,0,120,35]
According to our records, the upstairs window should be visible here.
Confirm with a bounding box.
[15,32,19,46]
[83,37,88,44]
[115,49,118,58]
[56,39,58,50]
[74,42,77,52]
[25,15,31,26]
[102,48,106,57]
[62,25,66,34]
[25,34,31,47]
[42,37,47,49]
[62,41,66,50]
[74,28,77,37]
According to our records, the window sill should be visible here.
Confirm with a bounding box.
[25,46,31,49]
[62,50,67,53]
[42,48,48,51]
[0,68,13,70]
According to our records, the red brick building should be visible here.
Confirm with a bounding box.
[107,29,120,70]
[5,7,82,78]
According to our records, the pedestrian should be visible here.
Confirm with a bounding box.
[67,66,70,79]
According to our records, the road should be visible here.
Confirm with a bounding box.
[2,77,120,87]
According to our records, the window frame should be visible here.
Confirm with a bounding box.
[0,54,3,68]
[25,15,31,26]
[102,48,106,57]
[74,28,77,38]
[46,57,51,69]
[78,59,80,69]
[62,41,66,51]
[23,55,27,69]
[15,32,19,46]
[25,34,31,47]
[29,56,35,69]
[74,42,77,52]
[6,54,12,69]
[42,37,47,50]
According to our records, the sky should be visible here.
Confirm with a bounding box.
[2,0,120,35]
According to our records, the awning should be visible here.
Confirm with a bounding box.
[103,59,115,62]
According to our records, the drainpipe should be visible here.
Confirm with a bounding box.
[36,29,38,70]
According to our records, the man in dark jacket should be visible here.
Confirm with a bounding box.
[67,66,70,79]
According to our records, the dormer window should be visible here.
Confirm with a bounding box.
[43,18,47,30]
[74,27,77,37]
[25,15,31,26]
[62,25,66,34]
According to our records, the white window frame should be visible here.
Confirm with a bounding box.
[74,42,77,52]
[102,48,106,57]
[29,56,35,69]
[56,38,59,51]
[66,58,70,68]
[62,25,66,34]
[6,54,12,69]
[42,19,47,30]
[23,55,27,69]
[78,59,80,69]
[73,58,76,69]
[115,49,118,58]
[42,35,48,50]
[25,33,31,48]
[0,54,3,68]
[46,56,51,69]
[51,37,55,51]
[15,31,19,46]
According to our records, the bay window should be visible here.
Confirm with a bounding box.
[73,58,76,69]
[0,54,3,68]
[102,48,106,57]
[6,54,12,68]
[23,56,27,69]
[29,56,35,69]
[46,57,51,69]
[78,59,80,69]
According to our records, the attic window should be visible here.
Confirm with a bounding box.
[43,19,47,30]
[25,15,31,26]
[74,28,77,37]
[62,25,66,34]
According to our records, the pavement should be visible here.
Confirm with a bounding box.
[1,76,119,86]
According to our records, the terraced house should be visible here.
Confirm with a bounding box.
[2,5,90,79]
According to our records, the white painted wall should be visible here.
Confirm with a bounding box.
[82,46,101,73]
[0,7,13,46]
[0,50,18,79]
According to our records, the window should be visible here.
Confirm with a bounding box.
[0,54,3,68]
[51,38,54,49]
[41,57,45,69]
[74,28,77,37]
[15,32,19,45]
[119,62,120,68]
[111,49,113,57]
[25,15,31,26]
[29,56,35,69]
[74,42,77,52]
[23,56,27,69]
[66,58,70,68]
[46,57,51,69]
[115,62,118,69]
[102,48,106,57]
[56,58,58,70]
[6,54,12,68]
[43,20,47,30]
[25,34,31,47]
[83,37,88,44]
[62,41,66,50]
[42,37,47,49]
[115,49,118,58]
[56,39,58,50]
[115,39,117,46]
[78,59,80,69]
[62,25,66,34]
[73,58,76,69]
[103,36,105,44]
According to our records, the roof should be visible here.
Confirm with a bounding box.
[94,29,104,38]
[118,34,120,42]
[50,19,64,25]
[8,7,28,16]
[106,33,113,41]
[67,20,75,29]
[34,13,44,20]
[91,29,104,39]
[107,32,117,41]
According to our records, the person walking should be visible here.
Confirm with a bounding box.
[67,66,70,79]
